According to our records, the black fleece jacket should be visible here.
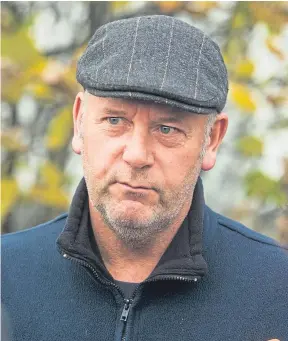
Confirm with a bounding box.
[2,178,288,341]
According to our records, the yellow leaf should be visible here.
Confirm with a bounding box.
[46,106,73,150]
[27,83,53,99]
[40,162,65,186]
[1,179,19,218]
[232,12,246,29]
[29,186,69,209]
[1,23,45,69]
[1,21,47,103]
[1,60,48,103]
[266,37,285,60]
[27,61,48,76]
[27,161,69,208]
[235,60,254,79]
[248,2,288,34]
[230,83,256,113]
[157,1,184,13]
[110,1,130,12]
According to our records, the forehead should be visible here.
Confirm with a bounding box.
[85,93,197,120]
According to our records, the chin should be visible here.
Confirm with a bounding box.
[113,198,149,210]
[109,201,153,222]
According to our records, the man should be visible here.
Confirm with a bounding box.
[2,15,287,341]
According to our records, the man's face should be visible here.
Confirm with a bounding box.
[73,93,210,247]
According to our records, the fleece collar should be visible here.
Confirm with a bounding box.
[56,177,208,283]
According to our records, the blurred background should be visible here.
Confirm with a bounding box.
[1,1,288,244]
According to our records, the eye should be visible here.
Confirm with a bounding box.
[108,117,122,125]
[160,125,175,134]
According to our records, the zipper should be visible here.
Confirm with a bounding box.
[120,299,133,322]
[61,250,121,291]
[116,298,133,341]
[115,274,200,341]
[146,275,200,283]
[60,249,201,341]
[60,250,133,341]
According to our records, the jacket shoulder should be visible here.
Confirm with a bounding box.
[1,213,68,250]
[216,210,285,248]
[205,205,287,258]
[204,206,288,290]
[216,209,288,250]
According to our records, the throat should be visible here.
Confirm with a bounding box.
[90,211,165,282]
[106,258,157,283]
[90,210,185,283]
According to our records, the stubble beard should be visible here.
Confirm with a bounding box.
[83,155,203,251]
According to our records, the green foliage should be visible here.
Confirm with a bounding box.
[270,118,288,130]
[1,17,47,103]
[244,170,287,206]
[1,2,288,241]
[46,106,73,150]
[1,7,73,225]
[28,161,69,209]
[236,136,263,157]
[1,179,19,219]
[1,18,41,67]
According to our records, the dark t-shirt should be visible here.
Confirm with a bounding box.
[114,280,139,298]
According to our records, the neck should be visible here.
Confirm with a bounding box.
[89,200,192,283]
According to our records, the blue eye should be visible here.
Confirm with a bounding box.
[108,117,121,125]
[160,126,173,134]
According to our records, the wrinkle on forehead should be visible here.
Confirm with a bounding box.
[86,93,201,121]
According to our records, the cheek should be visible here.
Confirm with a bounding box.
[81,128,123,179]
[159,146,201,189]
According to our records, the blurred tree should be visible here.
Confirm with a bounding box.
[1,1,287,244]
[1,1,110,233]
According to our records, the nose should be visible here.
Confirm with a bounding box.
[122,130,154,169]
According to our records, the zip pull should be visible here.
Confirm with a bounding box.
[120,299,132,322]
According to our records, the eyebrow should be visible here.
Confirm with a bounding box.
[102,107,188,124]
[152,116,185,125]
[102,108,128,116]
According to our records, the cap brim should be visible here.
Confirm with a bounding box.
[86,88,218,115]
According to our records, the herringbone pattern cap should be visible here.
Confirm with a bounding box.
[77,15,229,114]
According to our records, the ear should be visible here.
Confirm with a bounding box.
[201,112,228,171]
[72,92,85,155]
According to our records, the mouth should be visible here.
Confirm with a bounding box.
[118,182,153,191]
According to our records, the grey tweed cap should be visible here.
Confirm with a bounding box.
[76,15,228,114]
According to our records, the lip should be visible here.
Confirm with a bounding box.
[118,182,153,191]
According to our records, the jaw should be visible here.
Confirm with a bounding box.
[100,198,159,228]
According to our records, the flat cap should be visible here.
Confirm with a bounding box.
[77,15,228,114]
